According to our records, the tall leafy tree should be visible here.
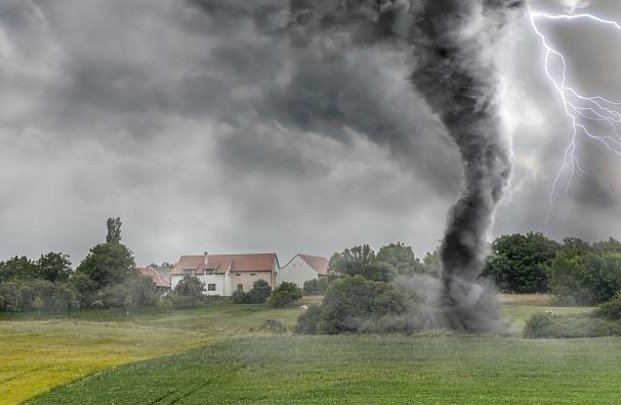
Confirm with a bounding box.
[422,248,441,276]
[0,256,39,282]
[106,217,122,244]
[376,242,425,275]
[77,243,135,290]
[330,245,390,282]
[37,252,73,283]
[482,232,559,293]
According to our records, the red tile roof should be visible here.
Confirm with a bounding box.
[299,254,330,275]
[171,253,277,275]
[135,267,171,289]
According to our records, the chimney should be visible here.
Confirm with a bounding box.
[204,251,209,266]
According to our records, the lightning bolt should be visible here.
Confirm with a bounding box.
[527,8,621,229]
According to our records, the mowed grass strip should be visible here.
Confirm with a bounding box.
[0,304,301,404]
[29,335,621,404]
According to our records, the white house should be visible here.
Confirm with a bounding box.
[277,254,331,288]
[170,252,278,296]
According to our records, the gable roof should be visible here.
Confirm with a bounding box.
[135,267,171,288]
[298,254,330,275]
[171,253,277,275]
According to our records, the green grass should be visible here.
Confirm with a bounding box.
[0,301,600,404]
[29,335,621,404]
[503,304,592,329]
[0,304,301,404]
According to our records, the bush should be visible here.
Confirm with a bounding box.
[594,290,621,320]
[303,279,330,295]
[231,280,272,304]
[547,252,621,305]
[295,305,324,335]
[524,311,621,338]
[164,293,202,309]
[246,280,272,304]
[268,282,303,308]
[163,276,205,308]
[0,280,79,312]
[259,319,286,333]
[296,276,410,334]
[126,275,160,307]
[319,276,407,334]
[231,290,249,304]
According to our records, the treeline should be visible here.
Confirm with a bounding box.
[482,233,621,305]
[0,218,160,313]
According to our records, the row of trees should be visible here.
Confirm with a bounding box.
[329,242,439,282]
[483,233,621,304]
[0,218,161,313]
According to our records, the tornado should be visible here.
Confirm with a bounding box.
[411,0,524,331]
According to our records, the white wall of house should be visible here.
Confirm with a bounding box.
[277,255,318,288]
[170,271,233,296]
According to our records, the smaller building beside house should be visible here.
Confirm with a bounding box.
[170,252,278,296]
[277,254,331,288]
[134,267,171,295]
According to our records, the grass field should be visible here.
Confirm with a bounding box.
[0,300,598,404]
[30,335,621,404]
[0,304,301,404]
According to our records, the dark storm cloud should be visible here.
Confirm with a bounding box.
[0,0,619,266]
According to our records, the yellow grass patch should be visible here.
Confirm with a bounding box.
[0,320,215,404]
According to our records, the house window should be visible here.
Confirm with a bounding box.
[207,284,216,291]
[206,270,214,275]
[236,273,241,277]
[237,284,243,291]
[251,273,256,276]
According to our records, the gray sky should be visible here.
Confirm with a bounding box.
[0,0,619,267]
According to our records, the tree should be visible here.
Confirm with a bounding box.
[482,232,559,293]
[330,245,390,282]
[0,256,39,282]
[68,273,98,307]
[296,276,407,334]
[547,251,621,305]
[593,237,621,254]
[106,217,122,244]
[421,248,441,276]
[76,243,135,290]
[376,242,425,276]
[246,279,272,304]
[303,278,330,295]
[37,252,72,283]
[268,282,302,308]
[166,275,205,308]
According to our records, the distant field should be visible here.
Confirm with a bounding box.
[30,335,621,404]
[0,304,301,404]
[0,299,597,404]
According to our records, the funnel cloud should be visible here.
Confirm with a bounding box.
[411,0,524,331]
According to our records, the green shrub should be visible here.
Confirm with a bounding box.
[303,279,330,295]
[96,284,129,308]
[295,305,324,335]
[319,276,407,334]
[296,276,409,334]
[259,319,286,333]
[547,252,621,305]
[268,282,302,308]
[524,311,621,338]
[163,276,205,308]
[594,290,621,320]
[246,280,272,304]
[0,280,78,312]
[231,290,249,304]
[164,293,201,309]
